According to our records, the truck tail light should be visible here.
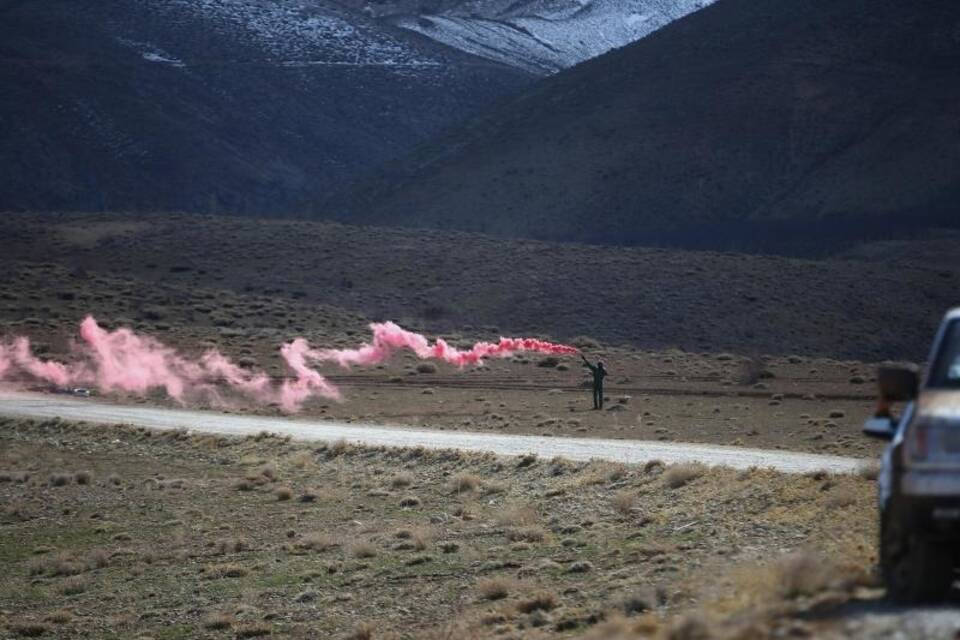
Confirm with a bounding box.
[912,423,929,461]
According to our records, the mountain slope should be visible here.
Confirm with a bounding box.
[0,0,532,214]
[333,0,960,252]
[345,0,715,74]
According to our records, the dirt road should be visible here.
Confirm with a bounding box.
[0,390,868,473]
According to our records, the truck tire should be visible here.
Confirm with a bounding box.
[881,512,955,602]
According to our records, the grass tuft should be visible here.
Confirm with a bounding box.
[663,463,706,489]
[477,578,513,601]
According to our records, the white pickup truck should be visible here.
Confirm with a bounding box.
[864,308,960,602]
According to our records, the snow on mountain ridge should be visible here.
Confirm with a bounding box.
[389,0,715,73]
[149,0,440,65]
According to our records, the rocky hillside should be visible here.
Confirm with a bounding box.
[0,0,531,214]
[333,0,960,253]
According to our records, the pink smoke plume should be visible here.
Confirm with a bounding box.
[314,321,578,368]
[0,317,578,412]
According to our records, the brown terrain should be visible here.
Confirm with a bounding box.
[1,212,958,638]
[3,213,958,457]
[1,417,878,639]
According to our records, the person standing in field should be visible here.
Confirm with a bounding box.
[581,355,607,410]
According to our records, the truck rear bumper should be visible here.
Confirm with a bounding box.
[902,471,960,497]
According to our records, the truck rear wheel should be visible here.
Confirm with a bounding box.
[881,512,955,602]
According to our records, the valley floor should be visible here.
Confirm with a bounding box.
[2,213,958,637]
[1,417,878,639]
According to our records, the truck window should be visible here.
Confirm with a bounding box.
[928,319,960,388]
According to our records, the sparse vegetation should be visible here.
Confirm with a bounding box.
[0,413,876,639]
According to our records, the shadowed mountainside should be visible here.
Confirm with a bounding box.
[331,0,960,253]
[0,0,531,215]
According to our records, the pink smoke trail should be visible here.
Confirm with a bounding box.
[0,316,578,412]
[316,321,578,368]
[279,339,342,413]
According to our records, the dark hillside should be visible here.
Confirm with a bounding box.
[333,0,960,253]
[0,0,531,214]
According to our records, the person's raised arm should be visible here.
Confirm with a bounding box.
[581,355,596,372]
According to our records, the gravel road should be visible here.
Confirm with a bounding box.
[0,390,868,474]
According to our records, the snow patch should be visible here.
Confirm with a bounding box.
[393,0,717,73]
[151,0,439,66]
[116,38,186,67]
[142,52,186,67]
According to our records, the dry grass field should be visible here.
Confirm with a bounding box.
[3,212,951,637]
[0,417,878,639]
[1,212,957,361]
[2,212,949,459]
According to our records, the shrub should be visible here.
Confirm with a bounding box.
[391,472,414,488]
[349,542,378,559]
[663,464,705,489]
[451,472,481,494]
[824,487,858,509]
[8,621,53,637]
[274,486,293,501]
[477,578,512,601]
[58,576,88,596]
[516,592,557,614]
[259,465,277,480]
[86,549,110,570]
[643,459,666,474]
[777,552,834,599]
[857,463,880,481]
[30,552,82,577]
[328,439,350,457]
[396,527,433,551]
[204,563,248,579]
[43,610,74,624]
[612,490,636,515]
[202,612,234,630]
[298,534,339,552]
[496,504,538,527]
[506,526,547,543]
[346,622,375,640]
[216,538,248,555]
[234,622,271,638]
[49,473,71,487]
